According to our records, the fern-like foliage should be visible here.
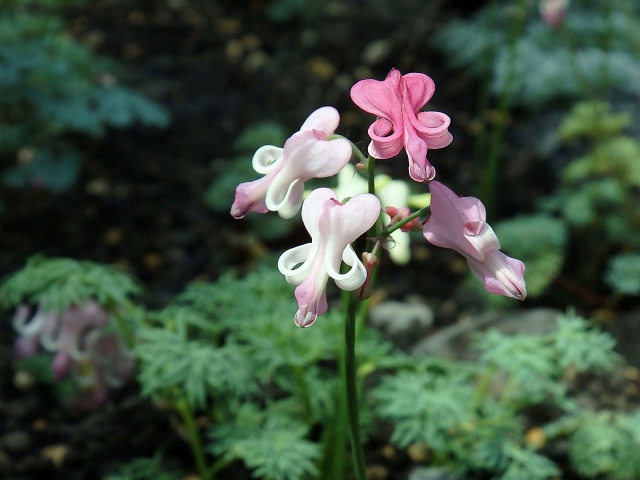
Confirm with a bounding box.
[498,441,560,480]
[104,453,182,480]
[559,101,630,141]
[434,0,640,107]
[208,402,320,480]
[0,5,169,192]
[374,367,477,450]
[605,254,640,296]
[135,327,256,410]
[475,312,619,406]
[0,255,141,312]
[568,411,640,480]
[554,310,620,371]
[475,329,561,405]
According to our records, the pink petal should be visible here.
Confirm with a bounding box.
[404,128,432,182]
[53,351,73,379]
[350,69,403,120]
[323,193,380,289]
[415,112,453,149]
[230,177,271,219]
[293,274,329,328]
[402,73,435,113]
[423,182,498,260]
[467,250,527,300]
[368,118,403,160]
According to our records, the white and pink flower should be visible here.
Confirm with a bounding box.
[278,188,381,327]
[231,106,352,219]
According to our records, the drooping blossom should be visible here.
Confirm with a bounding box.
[278,188,381,327]
[350,69,453,183]
[539,0,569,27]
[422,182,527,300]
[12,300,135,404]
[230,106,352,219]
[334,163,413,265]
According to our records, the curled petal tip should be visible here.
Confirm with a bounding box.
[294,310,317,328]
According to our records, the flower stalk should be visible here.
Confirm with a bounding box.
[344,293,367,480]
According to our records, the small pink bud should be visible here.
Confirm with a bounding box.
[353,252,380,300]
[385,206,422,232]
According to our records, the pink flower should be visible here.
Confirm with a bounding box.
[278,188,381,327]
[350,69,453,183]
[231,106,352,219]
[422,182,527,300]
[12,300,135,404]
[539,0,569,27]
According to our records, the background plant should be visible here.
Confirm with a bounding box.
[0,0,169,194]
[487,100,640,307]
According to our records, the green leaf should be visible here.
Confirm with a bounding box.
[208,402,320,480]
[374,369,477,449]
[0,255,141,312]
[605,253,640,296]
[135,328,256,409]
[554,310,620,371]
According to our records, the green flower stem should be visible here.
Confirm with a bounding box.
[478,0,527,217]
[320,333,349,480]
[175,398,213,480]
[344,293,367,480]
[366,155,376,197]
[378,204,431,238]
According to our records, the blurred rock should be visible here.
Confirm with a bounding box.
[411,308,560,359]
[370,297,434,349]
[2,430,31,453]
[408,466,463,480]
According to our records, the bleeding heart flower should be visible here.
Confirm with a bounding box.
[278,188,381,327]
[12,300,135,404]
[350,69,452,183]
[231,106,352,219]
[422,181,527,300]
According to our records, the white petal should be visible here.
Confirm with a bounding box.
[329,246,368,291]
[278,243,316,285]
[252,145,284,174]
[265,178,304,219]
[299,106,340,134]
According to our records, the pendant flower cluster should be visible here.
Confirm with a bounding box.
[13,300,135,404]
[231,68,526,326]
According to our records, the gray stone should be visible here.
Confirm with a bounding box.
[370,297,434,349]
[408,466,463,480]
[411,308,561,360]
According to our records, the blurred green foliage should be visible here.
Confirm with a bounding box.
[435,0,640,108]
[3,257,636,479]
[473,100,640,304]
[0,0,169,192]
[0,254,141,312]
